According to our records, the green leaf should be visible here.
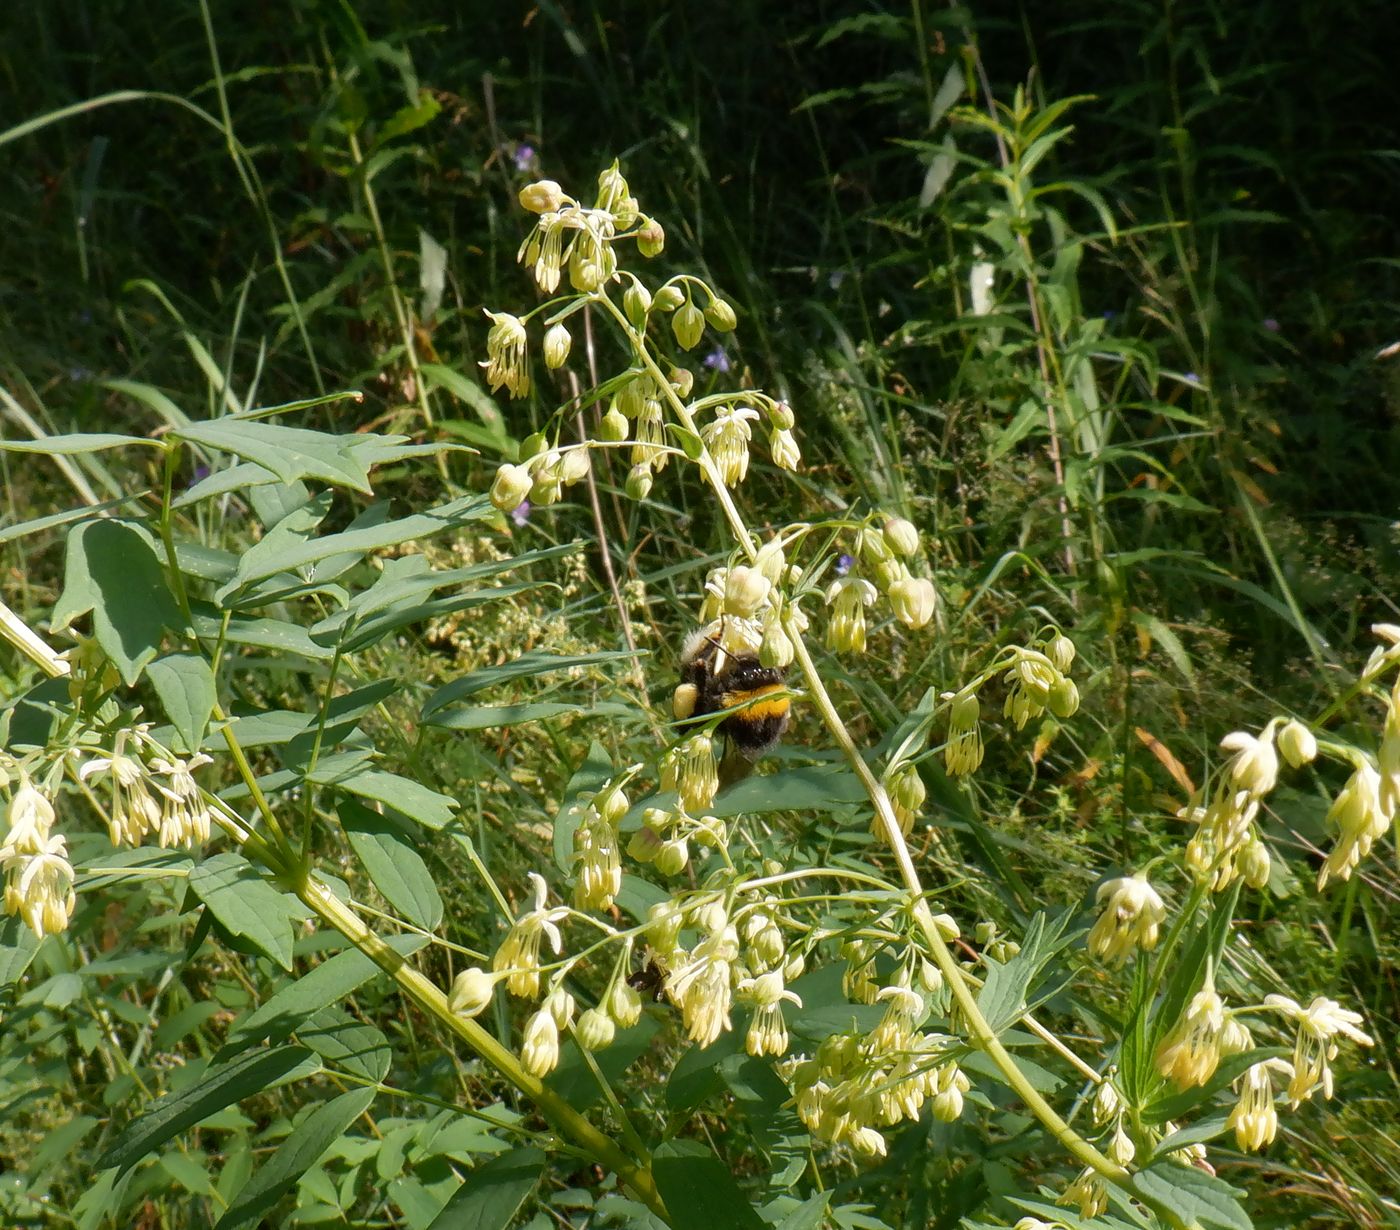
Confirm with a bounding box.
[0,432,155,455]
[1132,1161,1251,1230]
[146,654,216,753]
[159,1149,217,1196]
[426,1145,546,1230]
[776,1193,830,1230]
[374,91,442,148]
[421,364,508,438]
[214,1087,376,1230]
[0,913,42,986]
[225,493,494,592]
[340,798,444,929]
[188,852,297,970]
[98,1046,319,1173]
[422,650,640,718]
[173,419,377,492]
[0,493,146,546]
[218,931,428,1059]
[314,764,457,831]
[651,1141,766,1230]
[298,1006,392,1083]
[51,520,185,685]
[173,460,282,508]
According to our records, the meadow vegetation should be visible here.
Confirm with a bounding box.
[1,3,1398,1228]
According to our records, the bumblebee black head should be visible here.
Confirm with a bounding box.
[674,620,790,762]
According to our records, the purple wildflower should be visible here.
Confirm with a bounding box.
[1263,318,1280,332]
[835,553,854,577]
[702,348,731,373]
[510,500,532,527]
[513,144,536,172]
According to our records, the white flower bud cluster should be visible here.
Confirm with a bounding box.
[783,995,971,1161]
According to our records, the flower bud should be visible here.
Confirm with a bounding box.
[576,1006,616,1050]
[770,428,800,471]
[609,980,643,1027]
[520,431,549,460]
[1048,676,1080,718]
[521,1009,561,1076]
[647,900,685,954]
[447,967,496,1018]
[1278,719,1317,768]
[626,824,664,863]
[543,322,572,369]
[705,298,737,331]
[599,407,629,442]
[1241,838,1271,889]
[672,301,705,350]
[655,837,690,876]
[889,576,936,629]
[760,614,794,670]
[771,400,795,430]
[1091,1080,1121,1126]
[670,366,694,398]
[1047,632,1076,672]
[637,219,665,257]
[625,464,654,500]
[490,463,533,512]
[519,179,564,213]
[883,517,920,557]
[653,285,684,312]
[624,282,652,329]
[724,565,771,618]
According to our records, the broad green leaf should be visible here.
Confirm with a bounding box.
[426,1146,546,1230]
[189,852,297,970]
[98,1046,319,1173]
[422,650,638,718]
[1132,1161,1251,1230]
[214,1087,376,1230]
[298,1006,391,1083]
[0,432,156,454]
[709,764,866,817]
[0,914,42,986]
[340,798,444,930]
[172,419,376,492]
[651,1141,766,1230]
[314,764,457,831]
[776,1193,830,1230]
[51,520,185,685]
[190,604,336,661]
[218,931,428,1058]
[29,1114,98,1178]
[147,653,216,753]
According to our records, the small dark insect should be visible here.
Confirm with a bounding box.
[626,954,669,1003]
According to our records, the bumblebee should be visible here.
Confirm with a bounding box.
[672,620,790,765]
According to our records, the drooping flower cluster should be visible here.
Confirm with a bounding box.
[1086,871,1166,965]
[1,775,75,939]
[79,730,214,850]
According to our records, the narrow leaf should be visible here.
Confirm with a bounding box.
[98,1046,319,1173]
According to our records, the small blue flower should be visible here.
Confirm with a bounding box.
[835,553,854,577]
[702,348,731,373]
[513,144,536,172]
[511,499,532,527]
